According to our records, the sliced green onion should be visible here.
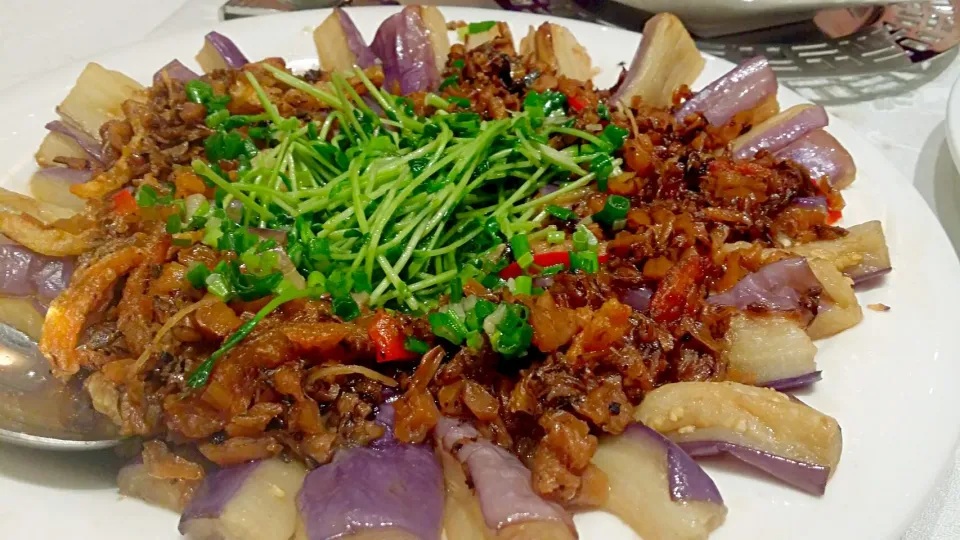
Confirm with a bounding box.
[597,103,610,121]
[448,96,471,109]
[205,273,235,301]
[186,263,211,289]
[540,263,566,277]
[333,296,361,321]
[547,230,564,244]
[352,270,373,293]
[599,124,629,151]
[135,185,159,207]
[467,21,497,34]
[166,214,182,234]
[574,223,599,252]
[593,195,631,227]
[429,311,468,344]
[466,298,497,332]
[307,271,326,290]
[570,251,599,273]
[404,337,430,355]
[439,75,459,91]
[185,80,213,104]
[572,230,590,252]
[514,275,532,295]
[545,205,576,221]
[517,252,535,269]
[465,330,484,350]
[510,234,531,259]
[205,109,231,129]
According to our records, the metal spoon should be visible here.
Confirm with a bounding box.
[0,323,119,450]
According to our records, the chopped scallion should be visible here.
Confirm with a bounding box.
[514,275,532,295]
[510,234,531,259]
[404,337,430,355]
[333,296,361,321]
[135,185,159,207]
[166,213,182,234]
[429,311,468,344]
[540,263,566,277]
[546,205,576,221]
[570,251,599,273]
[593,195,631,227]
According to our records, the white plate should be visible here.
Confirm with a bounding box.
[608,0,910,37]
[0,6,957,540]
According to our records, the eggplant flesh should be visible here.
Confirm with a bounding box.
[805,257,862,339]
[56,63,143,142]
[609,13,704,108]
[179,459,306,540]
[789,221,890,283]
[637,381,842,471]
[593,427,727,540]
[723,314,818,386]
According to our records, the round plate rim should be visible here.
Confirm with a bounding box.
[0,6,957,540]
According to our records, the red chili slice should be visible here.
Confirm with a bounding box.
[568,94,588,113]
[368,311,418,363]
[112,189,137,216]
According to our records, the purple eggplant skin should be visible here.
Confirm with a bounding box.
[609,13,705,109]
[370,7,440,94]
[706,257,821,315]
[196,31,249,73]
[763,371,823,391]
[637,381,843,495]
[205,32,249,68]
[0,242,74,301]
[337,8,378,69]
[294,442,444,540]
[178,459,307,540]
[152,59,200,86]
[44,120,103,164]
[315,9,378,72]
[681,439,833,495]
[732,104,828,160]
[776,129,856,189]
[458,439,576,535]
[434,416,577,536]
[675,56,778,126]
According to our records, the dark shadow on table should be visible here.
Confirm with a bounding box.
[912,121,960,256]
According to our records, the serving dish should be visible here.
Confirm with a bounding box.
[0,6,959,539]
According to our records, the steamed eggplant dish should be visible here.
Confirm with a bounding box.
[11,6,889,539]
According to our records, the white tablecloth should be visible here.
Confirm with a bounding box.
[2,1,959,537]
